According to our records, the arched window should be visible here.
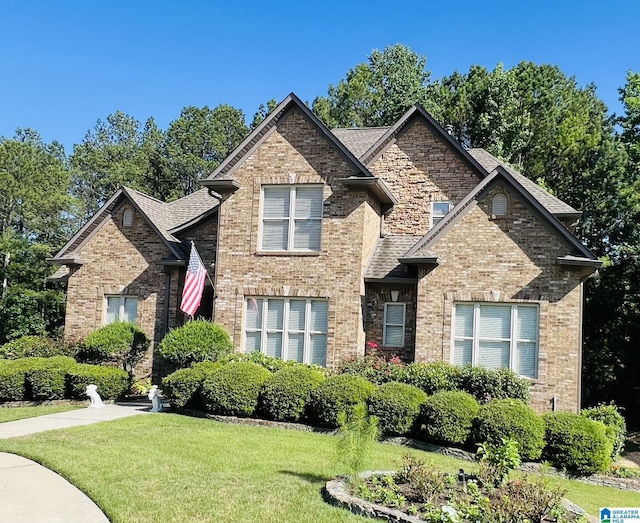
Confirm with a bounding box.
[123,208,134,227]
[492,193,508,216]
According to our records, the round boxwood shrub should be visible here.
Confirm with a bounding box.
[582,403,627,458]
[543,412,613,475]
[162,361,223,410]
[309,374,376,428]
[459,365,530,404]
[367,382,427,435]
[401,362,461,395]
[158,320,232,368]
[78,322,149,373]
[200,362,271,416]
[259,366,326,422]
[67,363,130,400]
[420,390,480,446]
[0,336,73,360]
[472,398,545,461]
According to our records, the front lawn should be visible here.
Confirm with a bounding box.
[0,405,80,424]
[0,414,639,522]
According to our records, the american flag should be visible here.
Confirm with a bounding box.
[180,243,207,316]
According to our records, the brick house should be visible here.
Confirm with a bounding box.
[50,93,600,412]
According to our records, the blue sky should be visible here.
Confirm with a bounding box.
[1,0,638,154]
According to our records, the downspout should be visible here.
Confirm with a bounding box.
[163,270,171,336]
[577,280,584,412]
[211,195,223,323]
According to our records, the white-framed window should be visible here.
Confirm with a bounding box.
[122,208,134,227]
[431,201,451,227]
[260,185,323,251]
[244,297,328,365]
[383,303,405,347]
[452,303,538,379]
[104,295,138,324]
[492,193,508,216]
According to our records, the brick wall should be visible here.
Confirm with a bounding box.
[212,108,378,367]
[369,119,481,236]
[414,181,585,412]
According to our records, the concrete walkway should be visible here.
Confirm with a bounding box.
[0,402,151,522]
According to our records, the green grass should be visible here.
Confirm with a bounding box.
[0,414,639,522]
[0,405,80,423]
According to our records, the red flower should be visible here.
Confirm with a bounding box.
[366,341,378,349]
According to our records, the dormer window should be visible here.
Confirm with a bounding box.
[492,193,508,216]
[431,201,451,228]
[123,208,134,227]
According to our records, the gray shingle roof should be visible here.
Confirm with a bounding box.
[365,235,423,280]
[331,127,390,159]
[467,149,580,217]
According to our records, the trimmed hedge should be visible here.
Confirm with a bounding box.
[582,403,627,458]
[0,360,28,401]
[200,362,271,416]
[459,366,530,404]
[158,320,232,368]
[78,322,149,372]
[162,361,223,409]
[367,382,427,435]
[26,356,76,399]
[0,336,73,360]
[401,362,461,395]
[67,363,130,400]
[309,374,376,428]
[472,399,545,461]
[421,390,479,446]
[543,412,613,475]
[259,366,326,422]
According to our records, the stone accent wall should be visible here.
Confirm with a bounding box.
[414,181,585,412]
[64,204,173,378]
[213,108,378,367]
[363,283,417,362]
[369,119,481,236]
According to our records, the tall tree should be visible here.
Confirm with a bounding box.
[71,111,165,220]
[313,44,433,128]
[164,104,248,197]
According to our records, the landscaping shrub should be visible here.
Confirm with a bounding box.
[259,366,326,422]
[0,360,28,401]
[337,354,405,384]
[367,382,427,435]
[582,403,627,458]
[200,362,271,416]
[67,363,130,400]
[0,335,73,359]
[309,374,376,428]
[220,351,316,373]
[26,356,76,400]
[157,320,232,368]
[78,322,149,373]
[162,361,223,410]
[543,411,613,475]
[472,398,545,461]
[458,365,530,404]
[420,390,479,446]
[400,362,460,395]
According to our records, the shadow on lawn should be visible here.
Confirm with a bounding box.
[278,470,330,484]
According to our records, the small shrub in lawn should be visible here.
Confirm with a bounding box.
[259,366,326,422]
[309,374,376,428]
[162,361,223,410]
[582,403,627,458]
[472,398,545,461]
[458,365,530,404]
[400,361,461,395]
[0,336,74,359]
[78,322,149,373]
[337,353,405,384]
[420,390,480,446]
[334,402,380,479]
[543,411,613,475]
[67,364,130,400]
[157,320,232,368]
[367,382,427,435]
[200,362,271,416]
